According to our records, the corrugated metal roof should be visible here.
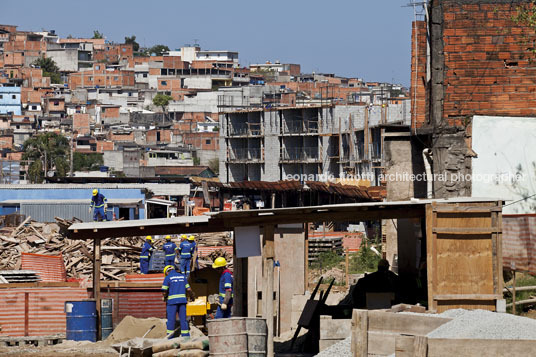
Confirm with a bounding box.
[0,183,190,196]
[21,253,66,282]
[0,199,143,205]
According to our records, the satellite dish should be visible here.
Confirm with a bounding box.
[47,171,55,178]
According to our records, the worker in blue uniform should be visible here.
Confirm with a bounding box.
[140,236,154,274]
[162,265,195,338]
[178,235,196,278]
[212,257,233,318]
[89,189,107,221]
[163,235,178,267]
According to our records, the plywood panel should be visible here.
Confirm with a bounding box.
[426,202,501,312]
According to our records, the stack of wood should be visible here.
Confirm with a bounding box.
[196,232,232,247]
[196,248,233,270]
[0,216,148,281]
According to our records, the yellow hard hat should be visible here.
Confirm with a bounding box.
[181,234,187,239]
[165,235,172,240]
[92,189,98,196]
[146,235,153,241]
[212,257,227,269]
[163,265,174,275]
[188,235,195,241]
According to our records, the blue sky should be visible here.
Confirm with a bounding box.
[3,0,416,86]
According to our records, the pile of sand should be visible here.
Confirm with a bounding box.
[105,316,167,343]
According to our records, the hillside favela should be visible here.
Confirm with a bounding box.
[1,1,536,356]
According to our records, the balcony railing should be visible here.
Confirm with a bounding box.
[228,148,263,161]
[281,147,320,162]
[228,123,262,136]
[281,120,318,135]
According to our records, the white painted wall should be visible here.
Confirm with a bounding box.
[472,115,536,213]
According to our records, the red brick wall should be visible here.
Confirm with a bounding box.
[73,113,90,135]
[0,136,13,149]
[441,1,536,125]
[411,20,428,129]
[146,129,172,144]
[183,132,219,150]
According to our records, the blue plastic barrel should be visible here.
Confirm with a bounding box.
[65,300,97,342]
[101,299,113,340]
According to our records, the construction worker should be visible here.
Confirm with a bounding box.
[140,236,154,274]
[163,235,178,267]
[212,257,233,319]
[178,234,196,278]
[89,189,107,221]
[162,265,195,338]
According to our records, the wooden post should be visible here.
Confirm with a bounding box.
[93,238,102,340]
[414,335,428,357]
[351,309,368,357]
[262,225,275,357]
[24,292,29,337]
[513,269,517,315]
[346,248,350,287]
[305,224,309,292]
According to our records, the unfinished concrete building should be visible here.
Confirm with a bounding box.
[219,98,411,184]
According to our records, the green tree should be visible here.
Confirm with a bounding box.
[32,56,61,84]
[125,35,140,52]
[73,152,104,171]
[152,93,173,113]
[149,44,170,56]
[92,30,104,39]
[22,133,70,183]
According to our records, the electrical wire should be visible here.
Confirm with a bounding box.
[503,193,536,207]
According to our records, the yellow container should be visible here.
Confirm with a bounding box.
[187,296,209,316]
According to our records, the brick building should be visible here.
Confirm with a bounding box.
[411,0,536,198]
[68,64,135,89]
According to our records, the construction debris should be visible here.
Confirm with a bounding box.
[0,217,146,281]
[0,216,233,281]
[196,232,232,246]
[0,270,41,283]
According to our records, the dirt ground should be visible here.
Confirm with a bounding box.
[0,340,116,356]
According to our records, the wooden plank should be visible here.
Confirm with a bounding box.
[413,336,427,357]
[367,311,452,335]
[394,335,414,357]
[427,338,536,357]
[0,282,80,289]
[368,331,397,356]
[432,227,498,235]
[433,294,501,301]
[432,203,496,313]
[262,224,274,357]
[11,216,31,237]
[433,206,500,213]
[496,201,504,294]
[425,203,435,311]
[351,309,368,357]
